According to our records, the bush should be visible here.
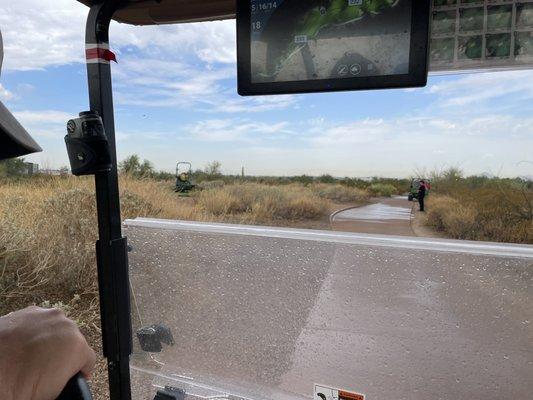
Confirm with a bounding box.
[0,158,28,178]
[0,175,200,301]
[312,184,369,203]
[367,183,397,197]
[423,167,532,243]
[286,196,326,220]
[426,190,532,244]
[197,183,328,222]
[426,196,478,239]
[197,180,225,190]
[197,189,240,215]
[119,155,156,178]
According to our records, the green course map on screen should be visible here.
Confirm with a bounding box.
[250,0,412,83]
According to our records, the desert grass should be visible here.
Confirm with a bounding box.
[0,176,337,302]
[0,175,345,399]
[426,187,532,244]
[197,183,329,223]
[311,183,369,203]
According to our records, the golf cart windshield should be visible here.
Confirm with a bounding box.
[125,219,533,400]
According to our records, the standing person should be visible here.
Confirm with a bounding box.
[418,180,426,212]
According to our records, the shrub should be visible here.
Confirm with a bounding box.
[426,196,478,239]
[426,190,532,244]
[367,183,397,197]
[0,175,200,301]
[197,180,225,190]
[197,183,328,222]
[286,196,325,219]
[0,158,28,177]
[197,189,240,215]
[312,184,369,203]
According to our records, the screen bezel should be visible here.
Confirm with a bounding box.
[237,0,431,96]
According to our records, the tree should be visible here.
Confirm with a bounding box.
[119,155,141,175]
[205,161,222,176]
[442,167,463,181]
[0,158,27,177]
[318,174,336,184]
[118,155,155,177]
[139,159,154,177]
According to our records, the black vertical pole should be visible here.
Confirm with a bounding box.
[85,2,132,400]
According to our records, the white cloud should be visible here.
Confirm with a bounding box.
[428,70,533,107]
[0,2,298,114]
[112,58,233,108]
[187,119,291,142]
[112,56,296,113]
[0,83,13,100]
[0,1,87,70]
[176,112,533,177]
[209,95,297,113]
[11,107,532,177]
[0,1,236,71]
[311,119,389,145]
[11,110,72,139]
[110,20,236,65]
[13,110,72,125]
[311,114,533,147]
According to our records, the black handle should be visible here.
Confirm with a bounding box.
[56,373,93,400]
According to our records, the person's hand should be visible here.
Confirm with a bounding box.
[0,306,96,400]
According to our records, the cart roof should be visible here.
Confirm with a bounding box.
[77,0,235,25]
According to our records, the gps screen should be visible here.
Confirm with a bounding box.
[250,0,413,83]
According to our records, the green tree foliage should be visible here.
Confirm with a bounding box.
[318,174,336,184]
[204,161,222,176]
[119,154,141,174]
[119,155,154,177]
[139,160,154,177]
[0,158,27,178]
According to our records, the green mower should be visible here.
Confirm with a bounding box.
[175,162,195,194]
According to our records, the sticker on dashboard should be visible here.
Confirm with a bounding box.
[314,384,365,400]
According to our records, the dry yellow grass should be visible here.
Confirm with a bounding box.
[0,175,342,399]
[426,193,532,244]
[425,195,478,239]
[311,183,369,203]
[0,177,325,295]
[197,183,329,223]
[0,176,338,308]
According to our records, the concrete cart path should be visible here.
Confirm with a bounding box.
[331,196,415,236]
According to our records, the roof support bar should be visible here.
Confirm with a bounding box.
[85,3,132,400]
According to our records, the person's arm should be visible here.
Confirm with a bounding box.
[0,306,96,400]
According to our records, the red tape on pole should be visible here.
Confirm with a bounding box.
[86,44,117,64]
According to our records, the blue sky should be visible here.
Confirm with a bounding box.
[1,1,532,178]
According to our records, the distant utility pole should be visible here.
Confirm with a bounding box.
[241,166,245,178]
